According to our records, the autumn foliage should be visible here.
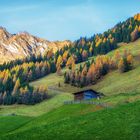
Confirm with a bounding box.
[134,13,140,21]
[118,50,133,73]
[64,50,133,87]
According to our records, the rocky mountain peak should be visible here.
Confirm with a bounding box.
[0,27,71,64]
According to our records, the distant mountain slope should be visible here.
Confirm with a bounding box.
[0,27,71,63]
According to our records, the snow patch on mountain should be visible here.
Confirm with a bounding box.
[5,45,19,53]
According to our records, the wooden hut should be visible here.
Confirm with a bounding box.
[73,89,101,101]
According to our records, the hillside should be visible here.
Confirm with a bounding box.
[0,39,140,116]
[31,39,140,95]
[0,37,140,140]
[0,14,140,105]
[0,27,71,64]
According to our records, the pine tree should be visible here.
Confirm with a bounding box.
[82,50,88,61]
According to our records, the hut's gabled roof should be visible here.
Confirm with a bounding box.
[72,89,100,96]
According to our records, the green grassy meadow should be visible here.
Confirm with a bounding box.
[0,93,72,116]
[0,115,32,136]
[1,100,140,140]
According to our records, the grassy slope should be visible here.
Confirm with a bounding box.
[0,93,72,117]
[0,115,32,136]
[1,100,140,140]
[1,91,140,139]
[93,65,140,95]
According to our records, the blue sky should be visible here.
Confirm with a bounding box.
[0,0,140,41]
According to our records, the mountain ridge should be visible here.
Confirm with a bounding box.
[0,27,71,64]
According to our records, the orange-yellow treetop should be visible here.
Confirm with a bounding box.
[134,13,140,21]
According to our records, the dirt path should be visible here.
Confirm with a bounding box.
[48,86,65,94]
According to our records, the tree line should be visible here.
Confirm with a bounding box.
[0,61,49,105]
